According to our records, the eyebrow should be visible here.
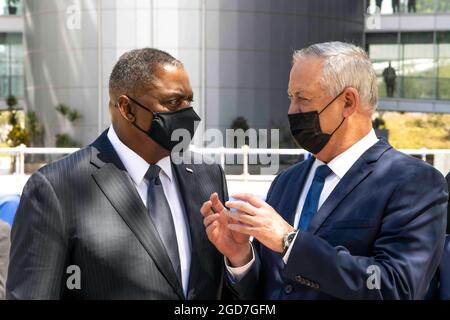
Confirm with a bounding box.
[160,91,194,101]
[288,90,312,100]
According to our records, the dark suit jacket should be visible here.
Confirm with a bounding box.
[230,139,448,299]
[7,130,228,299]
[445,173,450,234]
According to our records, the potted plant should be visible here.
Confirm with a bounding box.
[24,111,46,174]
[55,103,82,147]
[7,0,20,15]
[230,116,250,146]
[6,95,19,126]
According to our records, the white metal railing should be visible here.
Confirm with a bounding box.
[0,145,79,175]
[0,144,447,177]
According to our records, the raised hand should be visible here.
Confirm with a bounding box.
[201,192,252,267]
[225,193,295,253]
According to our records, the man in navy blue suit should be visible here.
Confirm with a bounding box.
[201,41,448,299]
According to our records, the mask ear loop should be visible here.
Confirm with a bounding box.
[318,89,346,115]
[330,116,346,136]
[318,89,347,136]
[126,95,157,116]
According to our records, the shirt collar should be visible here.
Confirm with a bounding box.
[321,129,379,179]
[107,126,173,185]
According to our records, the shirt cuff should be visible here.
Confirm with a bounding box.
[225,244,255,283]
[283,231,300,264]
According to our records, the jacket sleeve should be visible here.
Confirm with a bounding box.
[445,172,450,234]
[283,167,448,299]
[6,171,69,300]
[226,172,283,299]
[0,221,11,300]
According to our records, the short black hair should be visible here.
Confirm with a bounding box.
[109,48,183,99]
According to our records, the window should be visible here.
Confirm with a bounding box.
[437,32,450,99]
[0,33,24,99]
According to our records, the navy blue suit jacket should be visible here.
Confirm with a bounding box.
[230,139,448,299]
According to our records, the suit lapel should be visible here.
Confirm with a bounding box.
[171,160,212,300]
[90,130,185,299]
[308,139,393,234]
[279,158,315,225]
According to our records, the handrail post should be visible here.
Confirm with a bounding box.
[14,147,19,175]
[420,147,427,162]
[19,144,26,175]
[220,146,225,169]
[242,145,249,182]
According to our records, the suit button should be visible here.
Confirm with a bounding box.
[285,284,293,294]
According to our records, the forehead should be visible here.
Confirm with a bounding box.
[151,64,192,95]
[288,56,324,95]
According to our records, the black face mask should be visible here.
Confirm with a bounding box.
[288,90,346,154]
[126,95,201,151]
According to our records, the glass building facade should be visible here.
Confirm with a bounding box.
[0,0,23,16]
[366,0,450,14]
[0,32,23,99]
[0,0,23,100]
[366,31,450,100]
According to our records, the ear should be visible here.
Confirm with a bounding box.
[342,87,359,118]
[116,95,135,122]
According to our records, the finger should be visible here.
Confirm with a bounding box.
[221,208,239,224]
[206,220,220,240]
[224,210,259,227]
[228,223,255,237]
[224,200,259,216]
[200,201,214,217]
[232,193,266,208]
[203,213,220,228]
[211,192,225,212]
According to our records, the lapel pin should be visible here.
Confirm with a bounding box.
[186,167,194,173]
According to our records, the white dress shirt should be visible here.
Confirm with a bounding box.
[107,126,191,295]
[227,129,379,280]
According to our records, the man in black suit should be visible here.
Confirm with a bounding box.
[7,48,228,299]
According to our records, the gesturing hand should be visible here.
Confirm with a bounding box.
[225,193,295,253]
[201,192,252,267]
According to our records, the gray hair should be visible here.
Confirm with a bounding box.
[109,48,183,98]
[293,42,378,113]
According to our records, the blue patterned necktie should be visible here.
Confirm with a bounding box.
[145,165,182,283]
[298,164,333,231]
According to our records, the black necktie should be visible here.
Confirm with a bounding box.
[145,165,182,284]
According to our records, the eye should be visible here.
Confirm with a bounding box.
[162,99,180,108]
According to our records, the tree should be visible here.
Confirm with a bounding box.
[55,103,82,147]
[5,95,29,147]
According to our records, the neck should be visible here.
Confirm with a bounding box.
[130,139,170,164]
[315,125,372,163]
[113,124,170,164]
